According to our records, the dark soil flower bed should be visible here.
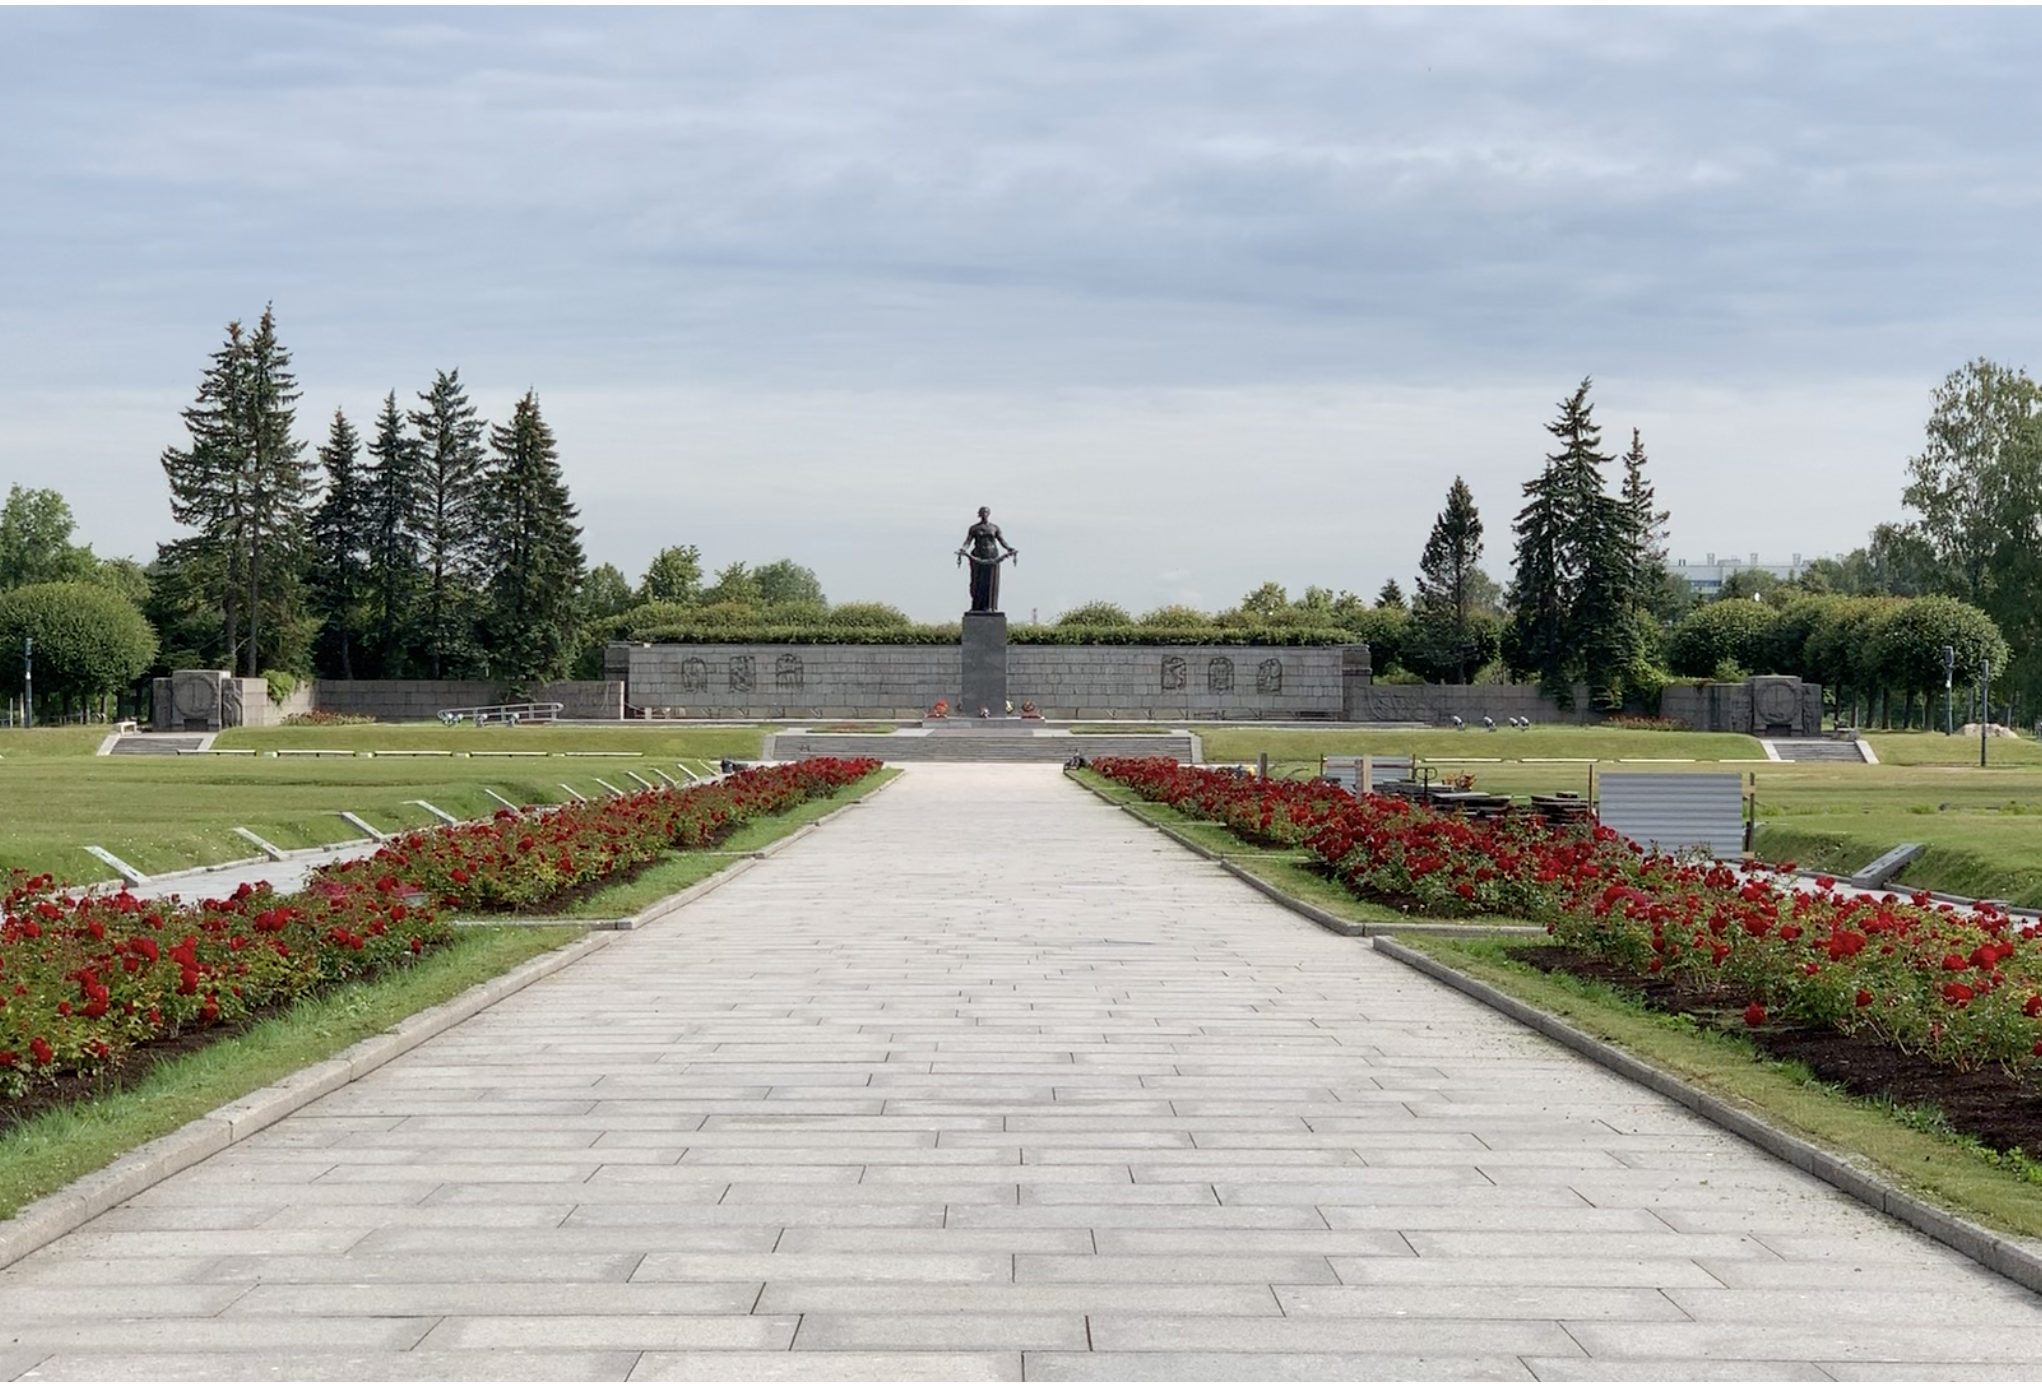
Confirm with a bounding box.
[1512,944,2042,1157]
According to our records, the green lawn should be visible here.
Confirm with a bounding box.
[0,723,768,884]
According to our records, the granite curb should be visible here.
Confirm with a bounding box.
[1372,934,2042,1297]
[0,929,617,1273]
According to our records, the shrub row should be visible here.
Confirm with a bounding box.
[1,758,882,1099]
[1090,756,2042,1071]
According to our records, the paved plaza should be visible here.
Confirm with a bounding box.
[5,763,2042,1380]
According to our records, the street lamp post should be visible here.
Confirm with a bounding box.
[1943,644,1955,736]
[1981,656,1992,769]
[21,636,31,730]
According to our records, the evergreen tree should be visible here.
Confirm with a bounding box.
[308,409,372,679]
[1413,476,1488,683]
[239,308,313,677]
[1618,428,1668,582]
[160,319,253,668]
[409,369,488,677]
[1618,427,1686,622]
[481,391,585,687]
[158,306,313,676]
[1504,378,1638,703]
[1375,579,1405,610]
[363,392,425,676]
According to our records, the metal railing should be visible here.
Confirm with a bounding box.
[436,701,565,727]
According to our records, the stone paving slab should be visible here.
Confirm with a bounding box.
[4,762,2042,1380]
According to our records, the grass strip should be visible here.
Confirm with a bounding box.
[556,767,900,919]
[0,925,578,1221]
[1391,934,2042,1240]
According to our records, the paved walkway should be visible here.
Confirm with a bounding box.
[5,764,2042,1381]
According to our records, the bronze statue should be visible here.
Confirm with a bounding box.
[957,506,1019,613]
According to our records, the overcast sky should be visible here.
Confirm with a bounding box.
[3,7,2039,621]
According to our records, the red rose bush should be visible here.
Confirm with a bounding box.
[2,758,880,1100]
[1092,756,2042,1071]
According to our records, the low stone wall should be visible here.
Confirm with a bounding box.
[1661,676,1823,737]
[615,643,1370,720]
[310,679,624,723]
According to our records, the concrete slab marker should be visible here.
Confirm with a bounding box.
[231,827,289,862]
[650,767,681,786]
[405,799,464,826]
[1850,842,1925,891]
[625,770,659,790]
[336,811,387,843]
[559,783,590,802]
[82,845,150,887]
[483,788,525,812]
[592,778,628,798]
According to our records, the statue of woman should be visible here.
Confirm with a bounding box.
[956,506,1018,613]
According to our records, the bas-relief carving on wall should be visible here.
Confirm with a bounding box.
[728,655,756,694]
[1361,688,1439,722]
[775,653,805,691]
[679,657,709,694]
[1159,655,1187,691]
[1207,657,1234,694]
[1256,658,1282,694]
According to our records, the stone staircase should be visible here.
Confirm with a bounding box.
[105,733,211,756]
[1764,738,1871,764]
[765,730,1199,764]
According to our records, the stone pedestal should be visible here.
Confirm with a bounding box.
[960,612,1008,719]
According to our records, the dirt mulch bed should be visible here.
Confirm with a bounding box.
[1509,945,2042,1158]
[0,1010,273,1138]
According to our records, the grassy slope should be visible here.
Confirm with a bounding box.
[0,724,768,883]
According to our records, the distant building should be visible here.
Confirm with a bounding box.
[1667,552,1809,597]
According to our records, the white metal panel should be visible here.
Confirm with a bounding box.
[1597,773,1745,858]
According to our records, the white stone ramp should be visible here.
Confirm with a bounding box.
[3,763,2040,1381]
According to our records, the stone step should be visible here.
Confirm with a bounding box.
[1765,739,1866,763]
[766,732,1197,764]
[107,734,210,756]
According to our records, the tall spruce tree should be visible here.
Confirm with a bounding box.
[409,369,488,678]
[1619,428,1668,582]
[1504,378,1636,703]
[481,391,585,686]
[363,392,425,676]
[158,306,313,676]
[1413,476,1487,683]
[308,409,371,679]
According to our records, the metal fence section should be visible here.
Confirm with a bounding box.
[1597,772,1747,858]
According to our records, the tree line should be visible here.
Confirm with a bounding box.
[0,306,836,718]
